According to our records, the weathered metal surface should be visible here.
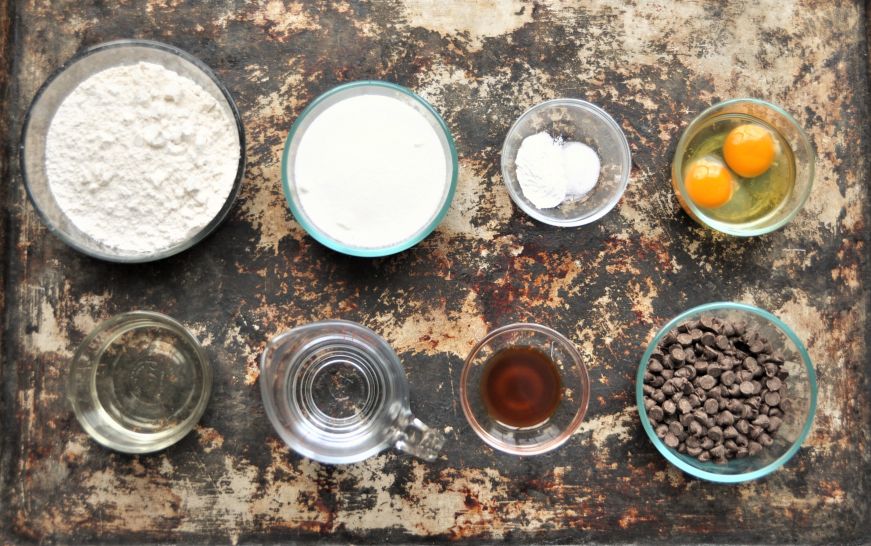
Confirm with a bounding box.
[1,0,869,544]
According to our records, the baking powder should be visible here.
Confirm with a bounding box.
[45,61,239,254]
[293,94,448,249]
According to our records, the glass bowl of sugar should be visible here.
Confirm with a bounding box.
[501,99,631,227]
[19,39,245,262]
[282,80,458,257]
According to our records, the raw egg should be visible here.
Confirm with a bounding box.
[684,158,734,208]
[723,123,775,178]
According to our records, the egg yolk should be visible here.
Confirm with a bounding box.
[723,124,775,178]
[684,158,734,208]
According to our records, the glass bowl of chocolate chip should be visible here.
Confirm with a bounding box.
[636,302,817,483]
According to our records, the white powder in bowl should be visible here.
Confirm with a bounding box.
[292,94,448,250]
[45,61,240,255]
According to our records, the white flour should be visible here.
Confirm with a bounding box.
[45,61,239,254]
[515,131,600,209]
[293,94,447,249]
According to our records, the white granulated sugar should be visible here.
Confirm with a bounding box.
[293,94,447,249]
[515,131,600,209]
[45,61,239,254]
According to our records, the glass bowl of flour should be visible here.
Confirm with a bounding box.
[20,40,245,262]
[282,81,458,257]
[501,99,631,227]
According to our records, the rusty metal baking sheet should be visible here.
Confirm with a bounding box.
[1,1,869,544]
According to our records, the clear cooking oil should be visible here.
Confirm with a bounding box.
[682,114,795,224]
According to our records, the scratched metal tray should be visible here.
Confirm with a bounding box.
[2,1,869,544]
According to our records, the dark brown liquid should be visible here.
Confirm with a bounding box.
[480,346,561,428]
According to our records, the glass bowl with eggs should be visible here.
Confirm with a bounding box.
[672,98,815,236]
[500,99,632,227]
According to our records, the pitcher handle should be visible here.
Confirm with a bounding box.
[394,412,445,461]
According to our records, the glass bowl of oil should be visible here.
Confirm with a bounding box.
[672,98,815,236]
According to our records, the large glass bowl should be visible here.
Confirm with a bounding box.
[672,98,815,236]
[281,80,458,257]
[19,39,246,262]
[460,323,591,455]
[637,302,817,483]
[500,99,631,226]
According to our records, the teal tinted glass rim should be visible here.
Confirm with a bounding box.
[635,302,818,483]
[280,80,459,257]
[672,98,816,237]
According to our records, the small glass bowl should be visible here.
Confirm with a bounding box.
[281,80,458,257]
[672,98,815,236]
[460,323,590,455]
[637,302,817,483]
[500,99,631,226]
[67,311,212,454]
[19,39,246,262]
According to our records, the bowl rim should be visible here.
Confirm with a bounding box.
[67,310,213,454]
[499,98,632,227]
[460,322,591,455]
[636,301,818,483]
[19,38,247,263]
[280,80,459,258]
[671,97,816,237]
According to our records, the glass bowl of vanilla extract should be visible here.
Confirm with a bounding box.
[460,323,590,456]
[672,98,815,236]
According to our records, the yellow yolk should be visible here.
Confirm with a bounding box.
[685,158,734,208]
[723,124,775,178]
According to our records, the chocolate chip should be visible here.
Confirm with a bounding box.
[678,398,693,414]
[649,360,663,374]
[700,332,717,346]
[710,444,726,459]
[694,361,709,373]
[748,441,763,456]
[652,390,665,403]
[700,437,714,450]
[707,364,723,378]
[688,420,704,437]
[768,416,783,432]
[687,446,702,457]
[679,413,695,427]
[715,335,730,351]
[698,450,711,462]
[664,433,679,448]
[736,419,750,435]
[655,424,668,438]
[759,433,774,447]
[690,328,703,341]
[707,426,723,443]
[663,400,677,415]
[649,405,664,421]
[752,415,770,428]
[698,375,717,390]
[764,392,781,407]
[670,347,686,362]
[720,370,736,386]
[716,411,735,427]
[766,377,782,391]
[723,425,738,439]
[676,333,693,346]
[704,398,719,414]
[739,381,755,395]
